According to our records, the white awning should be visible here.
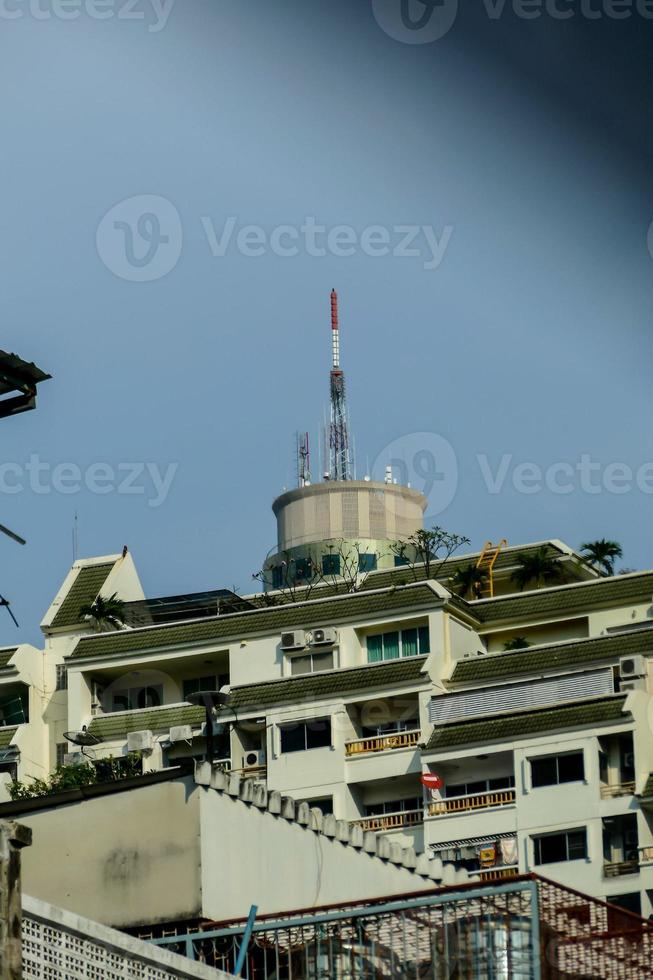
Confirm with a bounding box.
[430,832,516,851]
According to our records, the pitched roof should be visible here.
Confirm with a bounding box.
[423,695,629,752]
[0,649,17,670]
[359,542,579,593]
[51,562,116,629]
[68,584,439,662]
[88,704,205,741]
[473,572,653,626]
[227,656,428,713]
[0,726,18,749]
[450,626,653,685]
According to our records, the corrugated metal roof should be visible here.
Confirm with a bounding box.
[228,656,429,712]
[423,695,629,752]
[51,563,117,629]
[69,585,439,661]
[88,704,205,740]
[450,626,653,684]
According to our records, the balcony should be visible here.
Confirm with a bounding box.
[350,808,424,833]
[640,846,653,864]
[345,729,421,757]
[600,781,636,799]
[428,789,516,817]
[475,866,520,882]
[603,860,640,878]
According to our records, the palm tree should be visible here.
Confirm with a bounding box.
[450,563,488,600]
[580,539,623,577]
[503,636,530,651]
[79,593,126,631]
[510,548,564,591]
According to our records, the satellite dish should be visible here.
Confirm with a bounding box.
[184,690,231,711]
[421,772,444,791]
[64,726,101,747]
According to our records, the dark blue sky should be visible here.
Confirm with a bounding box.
[2,0,652,644]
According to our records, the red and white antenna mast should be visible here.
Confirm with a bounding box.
[328,289,353,481]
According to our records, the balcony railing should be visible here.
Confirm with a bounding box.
[475,866,519,882]
[428,789,516,817]
[603,860,640,878]
[350,808,424,833]
[228,764,266,780]
[600,781,636,799]
[345,730,421,757]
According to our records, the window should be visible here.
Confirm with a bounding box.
[394,555,409,567]
[290,651,334,676]
[530,751,584,788]
[183,676,217,700]
[446,776,515,798]
[358,553,377,573]
[271,565,284,590]
[279,718,332,753]
[322,554,340,576]
[533,829,587,865]
[302,796,333,815]
[56,742,67,767]
[367,626,430,662]
[55,665,68,691]
[111,685,163,712]
[365,797,421,816]
[362,717,419,737]
[0,694,27,725]
[294,558,313,581]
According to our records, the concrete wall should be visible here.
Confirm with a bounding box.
[16,778,202,928]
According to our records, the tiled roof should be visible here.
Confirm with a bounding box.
[450,626,653,684]
[423,695,629,752]
[88,704,205,741]
[0,726,18,749]
[474,572,653,625]
[50,563,116,629]
[360,542,577,593]
[227,656,429,713]
[69,584,439,662]
[0,649,17,670]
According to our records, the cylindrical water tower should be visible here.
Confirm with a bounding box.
[264,480,427,589]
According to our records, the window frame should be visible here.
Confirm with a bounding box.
[289,651,335,676]
[529,750,585,789]
[279,717,332,754]
[366,624,430,663]
[532,828,588,866]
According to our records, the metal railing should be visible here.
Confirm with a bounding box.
[428,789,516,817]
[350,808,424,833]
[603,859,640,878]
[475,866,520,882]
[345,729,421,757]
[600,781,636,799]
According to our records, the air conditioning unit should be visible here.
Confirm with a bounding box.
[91,681,106,715]
[242,750,266,769]
[310,628,338,647]
[281,631,306,651]
[620,678,647,693]
[169,725,193,744]
[620,655,647,680]
[127,730,154,753]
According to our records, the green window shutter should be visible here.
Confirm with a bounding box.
[367,635,383,663]
[401,628,418,657]
[418,626,430,654]
[383,632,400,660]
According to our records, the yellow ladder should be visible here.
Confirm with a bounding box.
[475,539,508,598]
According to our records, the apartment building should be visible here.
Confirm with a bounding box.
[3,533,645,919]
